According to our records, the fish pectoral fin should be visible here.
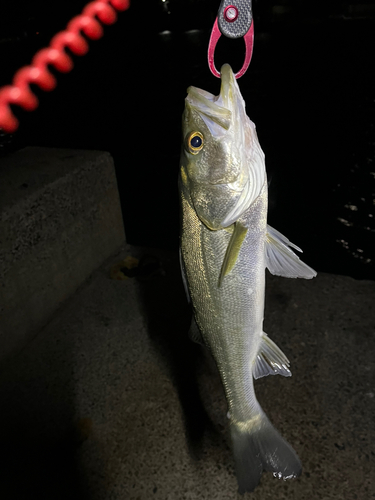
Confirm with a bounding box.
[179,247,191,303]
[253,333,291,379]
[218,221,248,287]
[188,316,205,346]
[265,224,317,279]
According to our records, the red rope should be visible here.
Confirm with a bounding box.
[0,0,130,133]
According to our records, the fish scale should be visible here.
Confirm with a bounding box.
[179,64,316,493]
[181,179,267,423]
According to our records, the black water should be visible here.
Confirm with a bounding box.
[1,2,374,280]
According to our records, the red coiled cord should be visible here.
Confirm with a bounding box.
[0,0,130,133]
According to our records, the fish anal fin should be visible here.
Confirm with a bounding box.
[219,221,248,287]
[265,224,317,279]
[253,333,291,379]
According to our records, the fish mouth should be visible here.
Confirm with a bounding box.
[218,63,237,110]
[186,87,232,132]
[185,65,239,134]
[183,65,266,227]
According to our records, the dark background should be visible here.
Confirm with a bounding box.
[1,0,374,280]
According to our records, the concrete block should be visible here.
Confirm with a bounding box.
[0,147,125,362]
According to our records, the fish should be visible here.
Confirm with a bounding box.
[179,64,316,493]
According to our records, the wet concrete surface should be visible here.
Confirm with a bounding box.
[0,245,373,499]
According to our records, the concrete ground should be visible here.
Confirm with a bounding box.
[0,244,374,500]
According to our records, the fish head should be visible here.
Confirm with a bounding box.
[180,64,266,230]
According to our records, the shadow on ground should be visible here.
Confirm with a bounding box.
[0,333,88,499]
[133,249,219,458]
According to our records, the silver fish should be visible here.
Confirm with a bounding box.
[179,64,316,493]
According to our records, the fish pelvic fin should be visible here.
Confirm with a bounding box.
[218,222,248,287]
[265,224,317,279]
[230,410,302,494]
[253,333,291,379]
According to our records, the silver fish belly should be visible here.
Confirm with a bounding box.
[179,64,316,493]
[180,180,268,417]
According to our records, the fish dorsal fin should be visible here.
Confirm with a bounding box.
[265,225,317,279]
[218,222,248,287]
[253,333,291,379]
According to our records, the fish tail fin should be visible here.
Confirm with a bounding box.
[230,409,301,494]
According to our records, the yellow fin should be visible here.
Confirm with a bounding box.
[218,222,248,287]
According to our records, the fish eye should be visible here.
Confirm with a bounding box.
[187,131,204,155]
